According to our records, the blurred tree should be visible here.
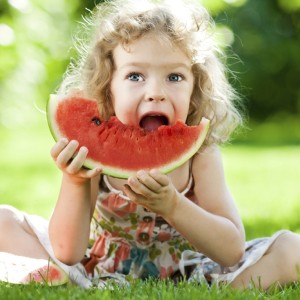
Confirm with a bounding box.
[0,0,83,127]
[214,0,300,120]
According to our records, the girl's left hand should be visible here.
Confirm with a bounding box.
[123,169,178,217]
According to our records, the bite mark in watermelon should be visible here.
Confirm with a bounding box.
[47,95,210,178]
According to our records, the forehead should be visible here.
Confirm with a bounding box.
[112,35,192,69]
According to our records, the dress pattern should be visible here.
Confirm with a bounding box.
[79,175,288,285]
[82,175,195,280]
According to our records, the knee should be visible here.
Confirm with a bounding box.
[271,231,300,273]
[0,205,22,229]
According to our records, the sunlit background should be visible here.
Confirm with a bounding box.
[0,0,299,238]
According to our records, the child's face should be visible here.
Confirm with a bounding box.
[110,35,194,131]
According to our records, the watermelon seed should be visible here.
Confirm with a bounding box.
[92,117,101,126]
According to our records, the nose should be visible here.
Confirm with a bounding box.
[148,95,165,102]
[146,79,165,102]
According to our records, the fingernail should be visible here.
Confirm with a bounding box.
[70,140,79,146]
[81,146,88,153]
[150,169,158,175]
[137,170,146,177]
[128,177,136,184]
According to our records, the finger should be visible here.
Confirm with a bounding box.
[56,140,79,168]
[50,138,69,159]
[136,170,162,192]
[80,167,102,178]
[127,176,157,198]
[149,169,170,186]
[66,146,88,174]
[127,176,142,194]
[123,184,146,203]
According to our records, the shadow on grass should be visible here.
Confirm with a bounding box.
[242,184,300,240]
[244,217,300,241]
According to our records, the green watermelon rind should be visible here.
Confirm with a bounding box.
[47,94,64,144]
[47,94,209,179]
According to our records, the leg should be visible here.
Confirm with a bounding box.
[0,205,48,259]
[0,205,68,285]
[231,231,300,290]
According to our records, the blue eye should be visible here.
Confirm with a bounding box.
[128,73,143,81]
[168,74,182,82]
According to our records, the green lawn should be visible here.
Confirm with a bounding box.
[0,118,300,298]
[222,144,300,240]
[0,119,60,219]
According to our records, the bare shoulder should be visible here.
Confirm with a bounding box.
[191,145,228,204]
[192,145,225,181]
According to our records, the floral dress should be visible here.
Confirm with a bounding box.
[81,174,195,281]
[78,174,288,286]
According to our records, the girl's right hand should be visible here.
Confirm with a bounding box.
[50,138,102,182]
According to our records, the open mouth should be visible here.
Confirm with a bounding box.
[139,115,169,132]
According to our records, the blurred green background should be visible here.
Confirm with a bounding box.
[0,0,299,239]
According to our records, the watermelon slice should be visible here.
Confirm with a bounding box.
[0,252,68,286]
[47,95,209,178]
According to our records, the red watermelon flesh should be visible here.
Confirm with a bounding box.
[21,263,68,286]
[47,95,210,178]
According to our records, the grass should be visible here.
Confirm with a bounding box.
[0,115,300,298]
[2,279,300,299]
[222,144,300,239]
[0,117,60,218]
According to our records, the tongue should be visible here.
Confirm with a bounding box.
[140,116,167,132]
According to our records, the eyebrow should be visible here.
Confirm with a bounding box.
[119,62,192,71]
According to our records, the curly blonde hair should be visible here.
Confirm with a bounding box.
[58,0,243,146]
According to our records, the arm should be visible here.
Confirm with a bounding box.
[48,139,101,265]
[168,146,245,266]
[123,146,245,267]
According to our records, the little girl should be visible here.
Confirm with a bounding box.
[1,0,300,290]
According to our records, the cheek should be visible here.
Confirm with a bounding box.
[176,93,191,116]
[178,106,190,123]
[110,83,126,114]
[113,102,135,125]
